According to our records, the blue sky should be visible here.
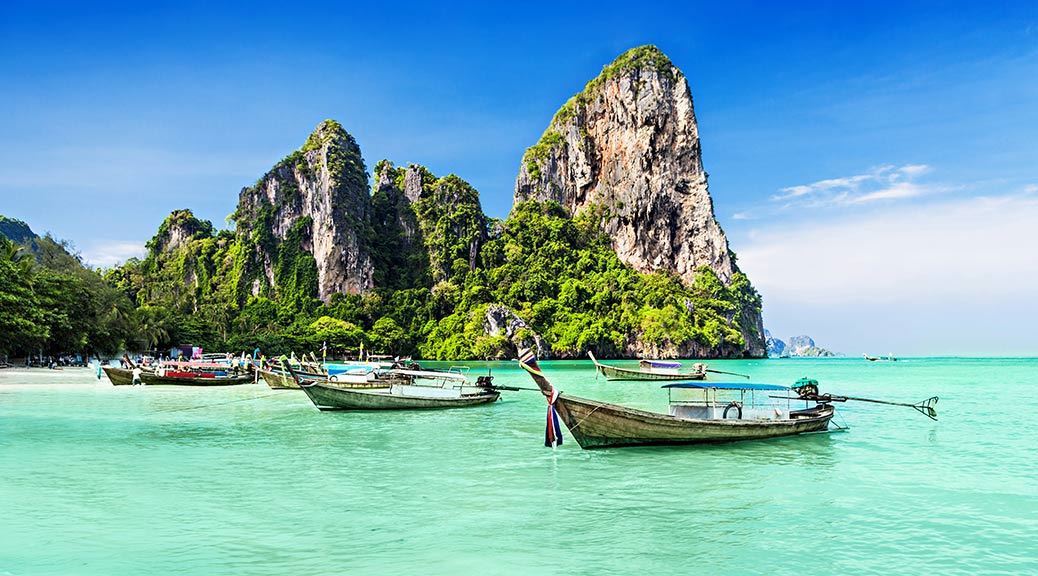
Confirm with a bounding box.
[2,1,1036,354]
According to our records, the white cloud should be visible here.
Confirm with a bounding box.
[732,211,754,220]
[740,193,1038,305]
[81,241,145,268]
[773,164,938,207]
[735,193,1038,354]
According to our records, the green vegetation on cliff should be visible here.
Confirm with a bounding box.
[4,114,761,360]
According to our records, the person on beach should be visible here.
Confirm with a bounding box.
[132,367,143,386]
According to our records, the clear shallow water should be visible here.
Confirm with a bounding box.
[1,358,1036,575]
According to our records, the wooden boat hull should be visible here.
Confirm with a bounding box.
[594,362,705,381]
[260,369,298,389]
[552,394,833,449]
[259,368,329,389]
[299,381,499,411]
[139,372,254,386]
[102,366,136,386]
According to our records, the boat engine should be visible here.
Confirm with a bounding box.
[475,375,495,389]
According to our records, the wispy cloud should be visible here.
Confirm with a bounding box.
[772,164,940,207]
[81,241,145,268]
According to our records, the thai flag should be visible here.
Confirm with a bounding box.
[545,387,563,448]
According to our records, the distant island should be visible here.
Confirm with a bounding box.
[0,46,768,362]
[765,331,838,358]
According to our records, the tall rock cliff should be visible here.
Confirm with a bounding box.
[235,120,373,301]
[371,161,488,287]
[515,45,765,356]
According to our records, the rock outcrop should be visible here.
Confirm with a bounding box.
[147,210,214,256]
[0,215,37,246]
[765,330,786,358]
[371,161,488,286]
[235,120,374,301]
[515,45,764,356]
[484,304,546,357]
[766,333,837,358]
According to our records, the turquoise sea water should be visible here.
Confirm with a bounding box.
[1,358,1036,575]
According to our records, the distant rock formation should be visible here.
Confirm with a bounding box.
[766,332,837,357]
[514,45,764,356]
[765,330,786,357]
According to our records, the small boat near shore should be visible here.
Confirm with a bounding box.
[102,366,135,386]
[103,356,254,386]
[588,351,706,381]
[588,351,749,381]
[291,366,500,411]
[520,348,936,450]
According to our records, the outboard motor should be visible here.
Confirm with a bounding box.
[476,375,495,389]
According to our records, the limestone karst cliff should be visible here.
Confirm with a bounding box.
[515,45,765,355]
[235,120,374,301]
[115,46,768,359]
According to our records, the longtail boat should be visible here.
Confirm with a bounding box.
[291,366,500,411]
[102,366,135,386]
[524,349,837,449]
[140,370,254,386]
[863,353,898,362]
[521,350,937,449]
[588,351,706,381]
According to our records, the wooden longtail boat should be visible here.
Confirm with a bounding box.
[291,367,500,411]
[521,349,834,449]
[863,353,898,362]
[259,366,328,389]
[103,366,253,386]
[102,366,136,386]
[588,351,706,381]
[140,371,254,386]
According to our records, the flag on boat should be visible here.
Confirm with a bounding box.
[545,387,563,448]
[521,349,564,448]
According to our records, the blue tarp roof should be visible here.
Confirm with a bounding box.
[661,382,789,391]
[640,360,682,368]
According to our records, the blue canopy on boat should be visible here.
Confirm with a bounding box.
[661,382,789,391]
[640,360,682,369]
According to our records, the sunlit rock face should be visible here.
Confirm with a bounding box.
[515,45,764,356]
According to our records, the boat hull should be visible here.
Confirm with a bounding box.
[594,363,705,381]
[259,368,329,389]
[102,366,136,386]
[299,381,499,411]
[140,372,254,386]
[554,394,833,449]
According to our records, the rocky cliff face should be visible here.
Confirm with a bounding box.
[515,45,764,356]
[235,120,373,301]
[147,209,214,256]
[371,161,488,286]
